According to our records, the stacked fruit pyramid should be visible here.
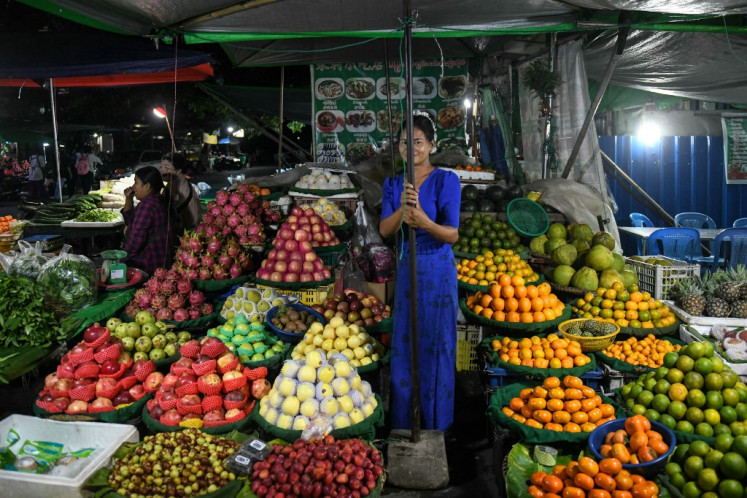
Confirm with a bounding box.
[454,212,527,255]
[219,286,285,322]
[206,315,287,363]
[488,333,593,369]
[465,278,566,324]
[257,351,379,432]
[457,249,540,287]
[571,284,677,330]
[619,341,747,438]
[672,267,747,319]
[289,317,385,368]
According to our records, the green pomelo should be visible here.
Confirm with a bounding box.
[552,243,577,266]
[592,231,617,251]
[585,244,615,271]
[553,265,576,286]
[570,266,599,291]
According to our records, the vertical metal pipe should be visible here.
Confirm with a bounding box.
[278,66,285,170]
[403,0,420,443]
[49,79,62,203]
[541,33,557,179]
[384,41,397,178]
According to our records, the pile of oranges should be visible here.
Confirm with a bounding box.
[490,334,593,369]
[599,415,669,465]
[528,455,659,498]
[502,376,616,433]
[0,215,17,234]
[466,278,565,324]
[571,285,676,329]
[600,335,681,368]
[457,250,540,287]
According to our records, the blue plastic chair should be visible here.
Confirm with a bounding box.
[709,228,747,272]
[674,212,718,264]
[645,228,701,263]
[630,212,654,255]
[733,218,747,228]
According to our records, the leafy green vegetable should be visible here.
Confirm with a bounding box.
[0,274,67,348]
[37,252,98,315]
[73,209,119,223]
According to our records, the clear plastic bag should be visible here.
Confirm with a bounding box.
[350,201,383,256]
[355,243,396,283]
[36,244,98,315]
[301,413,333,442]
[0,240,48,280]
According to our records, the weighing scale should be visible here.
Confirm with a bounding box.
[100,249,128,285]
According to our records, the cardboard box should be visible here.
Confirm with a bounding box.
[364,280,395,306]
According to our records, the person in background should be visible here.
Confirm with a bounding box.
[160,152,202,236]
[121,166,175,274]
[27,149,46,199]
[75,145,102,194]
[379,112,461,432]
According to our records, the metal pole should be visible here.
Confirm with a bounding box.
[561,14,631,179]
[278,66,285,170]
[49,79,62,203]
[384,41,397,178]
[403,1,420,443]
[541,33,557,179]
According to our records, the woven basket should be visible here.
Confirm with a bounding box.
[559,318,620,352]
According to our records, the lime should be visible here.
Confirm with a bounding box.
[697,467,720,491]
[702,341,715,358]
[688,342,706,359]
[684,371,704,390]
[677,355,695,373]
[690,440,712,458]
[694,357,714,376]
[669,383,689,402]
[632,404,647,415]
[704,408,722,426]
[684,455,705,479]
[722,371,739,389]
[716,433,735,453]
[714,423,732,436]
[643,377,657,391]
[709,355,724,374]
[730,421,746,437]
[665,462,683,475]
[663,352,679,368]
[735,403,747,420]
[669,400,687,420]
[645,408,661,422]
[677,420,695,433]
[721,406,738,425]
[653,393,671,413]
[638,390,655,407]
[723,388,740,407]
[702,492,718,498]
[686,406,705,425]
[620,383,633,398]
[673,443,691,462]
[705,449,724,469]
[687,389,707,408]
[732,435,747,458]
[667,368,685,384]
[736,383,747,403]
[660,414,677,431]
[655,367,670,380]
[705,373,724,391]
[720,452,747,479]
[718,479,744,498]
[655,379,671,395]
[696,422,715,437]
[626,398,636,411]
[670,472,686,490]
[629,384,643,399]
[682,481,702,498]
[706,391,725,410]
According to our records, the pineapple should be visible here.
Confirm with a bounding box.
[672,277,706,316]
[727,265,747,318]
[703,272,732,317]
[713,268,741,303]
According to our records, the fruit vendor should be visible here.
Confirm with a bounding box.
[160,152,201,235]
[379,112,461,431]
[121,166,176,274]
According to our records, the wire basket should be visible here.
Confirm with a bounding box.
[558,318,620,353]
[506,198,550,237]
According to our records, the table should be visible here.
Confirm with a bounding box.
[618,226,724,242]
[23,222,124,255]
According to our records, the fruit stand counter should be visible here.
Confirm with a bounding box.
[22,223,124,255]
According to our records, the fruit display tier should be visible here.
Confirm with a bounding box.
[192,274,250,292]
[250,274,336,290]
[616,319,682,338]
[460,299,572,335]
[453,247,531,262]
[458,272,543,293]
[594,335,686,373]
[140,401,256,435]
[121,307,222,330]
[679,325,747,376]
[486,380,625,444]
[34,393,152,424]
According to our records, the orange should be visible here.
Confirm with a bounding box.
[543,377,561,389]
[565,400,582,413]
[553,410,571,424]
[564,376,583,389]
[481,308,493,319]
[511,275,525,286]
[565,388,584,400]
[547,398,564,412]
[528,398,547,410]
[520,388,534,400]
[581,399,596,412]
[491,297,506,312]
[563,487,585,498]
[480,294,493,308]
[581,386,596,398]
[498,274,511,287]
[580,422,598,432]
[489,284,502,299]
[549,387,565,399]
[525,418,544,429]
[595,474,617,493]
[507,311,521,322]
[542,475,564,494]
[533,409,552,424]
[545,422,564,432]
[600,404,615,418]
[521,312,534,323]
[589,490,612,498]
[564,422,582,433]
[528,485,545,498]
[578,457,599,477]
[587,408,603,423]
[574,473,595,491]
[502,285,515,299]
[538,282,552,296]
[515,285,527,299]
[505,297,519,312]
[599,458,622,475]
[509,398,525,411]
[533,386,549,399]
[572,411,589,425]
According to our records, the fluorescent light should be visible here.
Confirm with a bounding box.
[637,121,661,146]
[463,98,471,110]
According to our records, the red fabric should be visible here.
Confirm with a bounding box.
[0,64,213,87]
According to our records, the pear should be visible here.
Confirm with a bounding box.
[296,365,317,383]
[300,399,320,418]
[281,396,301,416]
[320,397,339,416]
[332,413,350,429]
[349,408,365,425]
[296,382,315,403]
[292,415,310,431]
[275,414,293,429]
[331,377,350,397]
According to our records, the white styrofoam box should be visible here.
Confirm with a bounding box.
[667,300,747,327]
[679,324,747,378]
[440,166,495,181]
[0,415,138,498]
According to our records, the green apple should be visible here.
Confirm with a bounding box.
[149,348,166,362]
[135,310,155,326]
[154,321,167,332]
[177,331,191,344]
[264,350,275,359]
[121,336,135,352]
[164,332,178,344]
[164,343,178,357]
[125,322,141,339]
[106,317,122,331]
[151,334,167,349]
[114,323,129,339]
[132,351,149,362]
[135,336,152,352]
[141,323,158,338]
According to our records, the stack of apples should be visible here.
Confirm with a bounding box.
[36,323,162,415]
[145,337,272,428]
[311,289,391,327]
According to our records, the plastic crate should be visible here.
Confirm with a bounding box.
[625,256,700,300]
[290,191,362,213]
[483,364,604,389]
[456,324,483,372]
[256,283,333,306]
[601,363,641,393]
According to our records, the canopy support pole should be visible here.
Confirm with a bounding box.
[278,66,285,170]
[49,78,62,203]
[197,83,311,162]
[541,33,557,179]
[561,13,631,179]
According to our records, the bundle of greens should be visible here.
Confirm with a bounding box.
[73,209,119,223]
[0,273,67,348]
[36,245,97,315]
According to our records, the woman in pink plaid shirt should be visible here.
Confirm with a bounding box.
[121,166,175,274]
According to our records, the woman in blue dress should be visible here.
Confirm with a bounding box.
[379,113,461,431]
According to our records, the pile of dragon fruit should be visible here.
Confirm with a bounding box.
[172,231,253,281]
[126,268,214,322]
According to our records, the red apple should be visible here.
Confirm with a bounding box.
[129,384,145,399]
[95,377,118,396]
[303,208,315,217]
[45,373,60,390]
[176,372,196,388]
[52,397,71,410]
[159,390,177,402]
[54,378,73,392]
[67,400,88,413]
[200,337,223,347]
[162,373,179,390]
[290,206,303,217]
[251,379,271,399]
[216,352,237,370]
[100,360,120,376]
[83,323,108,343]
[161,409,182,425]
[179,394,201,406]
[91,397,113,409]
[144,372,164,391]
[70,343,89,356]
[203,410,225,423]
[112,391,134,406]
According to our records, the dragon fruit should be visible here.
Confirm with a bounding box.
[222,203,236,216]
[249,234,265,245]
[213,214,227,228]
[229,262,242,279]
[227,213,241,229]
[216,189,229,206]
[238,253,252,271]
[201,253,216,269]
[222,226,233,237]
[236,203,250,217]
[202,212,214,224]
[145,278,161,295]
[229,191,242,207]
[151,294,167,310]
[209,205,222,218]
[200,302,214,316]
[184,267,199,280]
[153,268,168,280]
[218,252,233,269]
[234,224,248,238]
[156,308,173,321]
[206,237,223,255]
[247,222,263,236]
[225,241,241,258]
[205,224,220,238]
[167,293,186,311]
[198,267,212,280]
[134,288,153,309]
[125,301,141,318]
[237,184,249,193]
[184,251,200,269]
[177,278,192,295]
[188,307,202,320]
[185,232,203,252]
[172,308,189,322]
[212,264,228,280]
[243,192,255,204]
[238,235,250,245]
[194,223,207,237]
[160,279,177,296]
[188,290,206,307]
[166,269,179,280]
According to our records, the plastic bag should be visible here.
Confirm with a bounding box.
[0,240,48,280]
[350,201,383,256]
[338,251,366,294]
[301,413,333,442]
[36,244,98,315]
[355,243,396,282]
